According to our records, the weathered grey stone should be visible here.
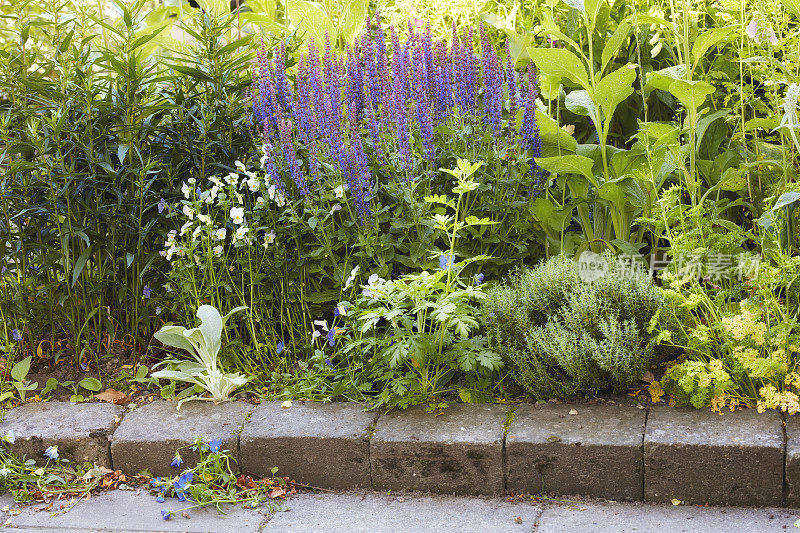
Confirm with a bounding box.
[0,401,122,467]
[506,404,645,500]
[240,401,377,489]
[781,415,800,506]
[644,407,783,506]
[370,404,508,495]
[110,400,252,476]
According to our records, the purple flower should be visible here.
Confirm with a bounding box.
[11,329,22,342]
[475,273,485,285]
[44,446,59,460]
[439,254,455,270]
[171,455,183,468]
[745,19,779,45]
[157,198,166,213]
[208,438,223,453]
[150,477,161,486]
[1,266,6,274]
[161,509,172,521]
[176,490,186,502]
[325,358,334,367]
[80,359,88,371]
[156,495,165,503]
[143,285,151,299]
[276,341,284,354]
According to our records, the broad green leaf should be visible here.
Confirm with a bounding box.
[562,0,584,11]
[196,305,224,362]
[565,90,595,117]
[154,326,197,356]
[341,0,367,44]
[195,0,229,18]
[287,0,336,47]
[11,357,31,382]
[583,0,604,29]
[692,26,735,66]
[782,0,800,18]
[536,109,578,153]
[601,21,631,73]
[668,79,715,114]
[530,198,573,234]
[645,65,687,92]
[717,168,747,191]
[696,109,729,150]
[536,155,597,185]
[596,65,636,125]
[527,47,591,92]
[774,192,800,210]
[79,377,102,392]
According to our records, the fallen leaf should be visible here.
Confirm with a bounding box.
[648,381,664,403]
[280,400,292,408]
[269,487,286,499]
[182,511,191,519]
[95,389,129,405]
[641,371,655,383]
[671,499,682,506]
[514,516,523,524]
[569,409,578,415]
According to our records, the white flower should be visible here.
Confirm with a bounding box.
[180,220,193,236]
[234,160,247,172]
[312,330,321,340]
[256,196,266,207]
[198,214,211,225]
[331,204,342,213]
[313,319,330,331]
[234,226,249,240]
[362,273,386,296]
[334,183,348,198]
[267,185,276,200]
[224,172,239,186]
[187,177,196,185]
[247,177,260,192]
[260,150,269,169]
[344,265,360,289]
[5,430,15,444]
[230,207,245,225]
[213,245,224,257]
[214,228,227,240]
[182,205,194,220]
[181,181,191,199]
[155,306,162,315]
[778,83,800,152]
[275,192,286,207]
[0,468,9,477]
[262,230,276,248]
[209,175,223,187]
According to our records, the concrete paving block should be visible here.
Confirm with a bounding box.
[370,404,508,495]
[240,401,378,489]
[0,402,123,467]
[110,400,253,476]
[644,407,783,506]
[506,404,645,501]
[780,415,800,506]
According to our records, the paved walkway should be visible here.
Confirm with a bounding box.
[1,490,798,532]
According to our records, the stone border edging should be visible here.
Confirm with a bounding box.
[0,400,792,507]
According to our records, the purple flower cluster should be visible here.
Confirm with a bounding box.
[252,19,543,220]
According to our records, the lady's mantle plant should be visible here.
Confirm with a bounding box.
[152,305,249,403]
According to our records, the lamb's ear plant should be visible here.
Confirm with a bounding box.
[151,305,249,404]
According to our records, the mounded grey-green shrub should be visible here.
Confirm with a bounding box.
[485,254,672,399]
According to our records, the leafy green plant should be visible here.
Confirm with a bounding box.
[485,253,673,398]
[151,305,249,403]
[0,356,37,403]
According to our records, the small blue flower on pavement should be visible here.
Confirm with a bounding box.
[439,254,455,270]
[176,490,186,502]
[161,509,172,521]
[171,454,183,468]
[208,438,223,453]
[174,470,193,491]
[156,495,165,503]
[11,329,22,342]
[44,446,59,460]
[150,477,161,486]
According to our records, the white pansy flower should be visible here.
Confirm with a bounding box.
[344,265,360,289]
[182,205,194,220]
[180,220,193,236]
[234,160,246,172]
[198,214,211,225]
[181,181,191,199]
[214,228,227,240]
[256,196,265,208]
[224,172,239,186]
[230,207,245,225]
[213,245,224,257]
[234,226,249,240]
[262,230,276,248]
[187,177,196,184]
[247,177,260,192]
[334,183,348,198]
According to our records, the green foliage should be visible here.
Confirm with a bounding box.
[485,254,672,398]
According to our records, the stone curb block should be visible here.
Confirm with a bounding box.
[240,401,378,489]
[110,401,253,476]
[370,404,507,496]
[0,402,123,468]
[644,407,783,506]
[506,404,645,501]
[783,416,800,506]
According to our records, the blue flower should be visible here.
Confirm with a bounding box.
[176,490,186,502]
[157,198,167,214]
[327,329,335,347]
[439,254,455,270]
[171,454,183,468]
[276,341,284,354]
[174,470,193,491]
[80,359,88,371]
[475,273,485,286]
[44,446,59,460]
[208,438,223,454]
[143,285,151,299]
[150,477,161,486]
[161,509,172,521]
[156,495,165,503]
[11,329,22,342]
[325,359,334,368]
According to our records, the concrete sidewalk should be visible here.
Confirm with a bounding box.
[1,490,798,533]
